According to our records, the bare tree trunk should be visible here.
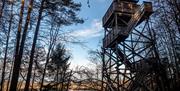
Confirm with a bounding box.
[17,80,23,91]
[11,0,34,89]
[56,69,59,91]
[0,2,13,91]
[0,0,5,19]
[10,0,34,89]
[18,0,35,90]
[40,44,53,91]
[6,61,13,91]
[9,0,25,90]
[31,66,36,91]
[62,70,66,90]
[40,19,58,91]
[24,0,45,91]
[66,71,72,91]
[60,75,63,91]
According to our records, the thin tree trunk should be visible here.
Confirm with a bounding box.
[18,72,27,90]
[40,20,57,91]
[56,69,59,91]
[66,71,72,91]
[6,60,14,91]
[40,40,56,91]
[0,0,5,19]
[40,44,53,91]
[24,0,45,91]
[60,70,66,91]
[0,2,13,91]
[17,80,23,90]
[30,66,36,91]
[9,0,25,90]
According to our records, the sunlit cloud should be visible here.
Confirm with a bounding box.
[71,19,103,39]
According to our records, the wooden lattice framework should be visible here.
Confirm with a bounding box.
[101,0,172,91]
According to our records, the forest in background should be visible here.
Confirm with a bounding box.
[0,0,179,91]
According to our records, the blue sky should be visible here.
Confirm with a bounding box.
[66,0,111,68]
[67,0,146,68]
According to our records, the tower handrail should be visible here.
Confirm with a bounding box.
[102,1,139,28]
[124,2,146,35]
[102,1,114,27]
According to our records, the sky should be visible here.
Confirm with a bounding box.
[66,0,112,68]
[66,0,146,69]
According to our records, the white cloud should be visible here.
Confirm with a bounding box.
[71,19,103,39]
[97,0,106,2]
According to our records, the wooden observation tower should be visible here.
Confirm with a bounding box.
[101,0,172,91]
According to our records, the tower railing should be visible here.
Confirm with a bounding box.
[102,1,139,28]
[103,2,152,48]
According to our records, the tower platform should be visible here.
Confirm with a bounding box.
[103,1,153,48]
